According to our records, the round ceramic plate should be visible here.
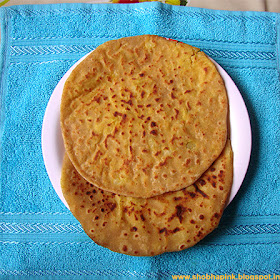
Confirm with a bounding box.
[41,50,252,209]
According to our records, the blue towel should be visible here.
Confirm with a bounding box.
[0,2,279,279]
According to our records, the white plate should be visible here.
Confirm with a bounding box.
[41,50,252,209]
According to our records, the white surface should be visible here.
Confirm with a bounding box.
[41,51,252,209]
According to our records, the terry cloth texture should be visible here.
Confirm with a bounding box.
[0,2,279,279]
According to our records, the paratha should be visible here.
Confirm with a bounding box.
[61,140,233,256]
[60,35,228,198]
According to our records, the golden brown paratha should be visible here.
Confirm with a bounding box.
[60,35,228,198]
[61,140,233,256]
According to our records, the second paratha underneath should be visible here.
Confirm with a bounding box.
[61,140,233,256]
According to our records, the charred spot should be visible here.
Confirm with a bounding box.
[139,73,144,77]
[93,96,101,103]
[150,130,158,136]
[210,167,216,172]
[141,91,145,98]
[214,212,220,219]
[92,131,99,137]
[131,226,138,232]
[86,191,91,195]
[206,176,211,182]
[218,170,225,182]
[151,122,157,127]
[95,216,99,220]
[184,159,191,167]
[194,183,209,198]
[140,214,145,221]
[142,168,148,174]
[114,111,123,117]
[122,245,128,252]
[175,204,187,223]
[153,84,158,94]
[159,227,167,234]
[174,197,182,201]
[189,192,196,198]
[106,202,116,211]
[121,114,127,123]
[199,215,204,220]
[197,231,203,237]
[154,151,161,156]
[219,186,224,190]
[173,227,180,233]
[155,98,161,102]
[159,156,171,167]
[190,219,195,224]
[171,92,176,99]
[101,208,105,212]
[180,244,185,250]
[185,90,192,94]
[212,182,216,188]
[121,99,133,106]
[199,179,206,186]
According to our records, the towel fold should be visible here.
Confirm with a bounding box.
[0,2,279,279]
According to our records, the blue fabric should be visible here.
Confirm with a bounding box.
[0,2,280,279]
